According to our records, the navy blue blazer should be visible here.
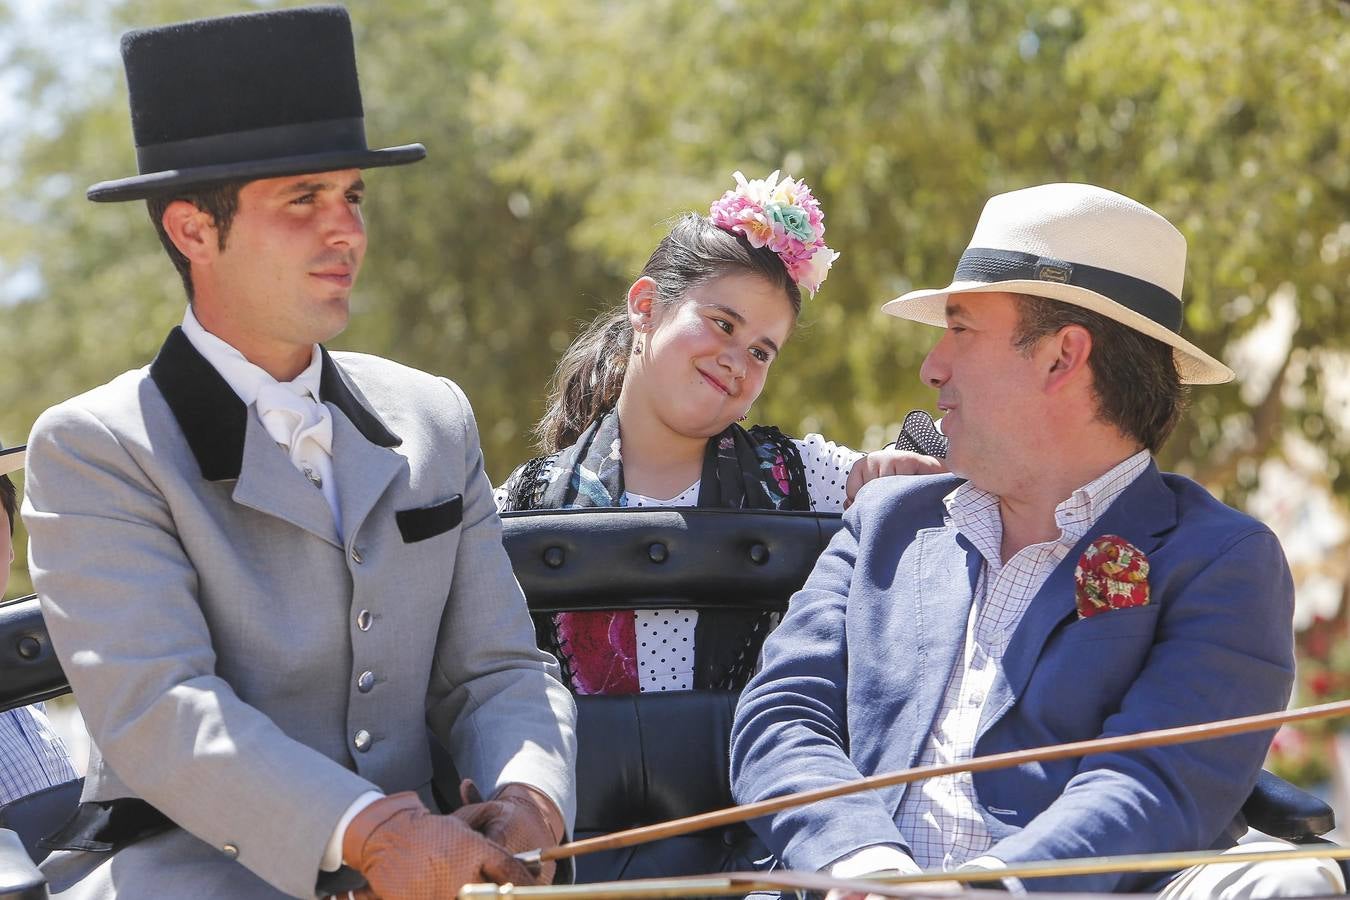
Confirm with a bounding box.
[730,463,1295,893]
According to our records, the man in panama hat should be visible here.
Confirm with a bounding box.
[0,444,78,808]
[731,183,1344,896]
[22,7,575,898]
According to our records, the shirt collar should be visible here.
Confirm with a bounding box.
[1055,448,1152,536]
[945,448,1153,558]
[181,305,323,407]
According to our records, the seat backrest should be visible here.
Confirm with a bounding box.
[502,506,843,614]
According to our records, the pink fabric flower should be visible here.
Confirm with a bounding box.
[709,170,838,297]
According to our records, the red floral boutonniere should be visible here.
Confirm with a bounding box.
[1074,535,1150,619]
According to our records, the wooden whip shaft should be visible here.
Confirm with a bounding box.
[528,697,1350,864]
[470,845,1350,898]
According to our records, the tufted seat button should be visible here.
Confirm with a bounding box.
[721,828,740,847]
[221,843,239,859]
[353,729,372,752]
[543,546,565,569]
[16,636,41,660]
[749,543,770,565]
[648,542,668,563]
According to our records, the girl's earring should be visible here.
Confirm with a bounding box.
[738,413,748,422]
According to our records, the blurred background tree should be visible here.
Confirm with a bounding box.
[1,0,1348,781]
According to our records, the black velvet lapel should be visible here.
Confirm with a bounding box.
[150,327,248,481]
[149,327,401,482]
[319,347,401,449]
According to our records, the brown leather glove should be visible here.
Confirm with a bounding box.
[342,792,537,900]
[454,780,564,885]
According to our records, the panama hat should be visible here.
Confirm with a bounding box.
[881,183,1233,385]
[0,445,23,478]
[87,5,425,202]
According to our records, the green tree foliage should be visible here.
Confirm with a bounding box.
[1,0,1348,605]
[479,0,1350,497]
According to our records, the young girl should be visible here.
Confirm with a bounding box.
[498,171,939,696]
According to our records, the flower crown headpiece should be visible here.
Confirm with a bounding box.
[709,170,840,296]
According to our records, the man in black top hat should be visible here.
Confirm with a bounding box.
[22,7,576,899]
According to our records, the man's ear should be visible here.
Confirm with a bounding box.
[626,276,659,332]
[1043,324,1093,393]
[160,200,220,265]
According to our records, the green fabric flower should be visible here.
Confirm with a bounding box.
[768,202,815,242]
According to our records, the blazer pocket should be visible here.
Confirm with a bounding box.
[1061,603,1161,643]
[396,495,463,543]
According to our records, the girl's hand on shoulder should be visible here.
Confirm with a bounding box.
[844,450,948,509]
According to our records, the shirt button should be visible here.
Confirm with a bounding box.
[221,843,239,859]
[350,547,364,565]
[357,671,376,693]
[969,691,984,706]
[356,609,373,632]
[353,729,372,752]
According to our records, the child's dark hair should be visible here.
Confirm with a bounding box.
[534,214,802,452]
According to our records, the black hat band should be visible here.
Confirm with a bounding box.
[954,247,1183,333]
[136,117,367,176]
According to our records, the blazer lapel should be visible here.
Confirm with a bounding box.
[318,350,405,543]
[232,414,342,548]
[980,461,1178,734]
[330,411,405,544]
[901,527,981,764]
[150,327,248,481]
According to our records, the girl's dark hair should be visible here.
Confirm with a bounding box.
[534,214,803,453]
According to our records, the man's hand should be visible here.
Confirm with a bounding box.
[454,780,564,884]
[845,449,948,509]
[342,791,537,899]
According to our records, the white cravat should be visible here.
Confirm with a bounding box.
[254,379,340,531]
[180,307,342,535]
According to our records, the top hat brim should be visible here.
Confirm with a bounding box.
[87,143,426,202]
[0,446,24,477]
[882,280,1235,385]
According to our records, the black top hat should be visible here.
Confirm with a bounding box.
[87,5,425,202]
